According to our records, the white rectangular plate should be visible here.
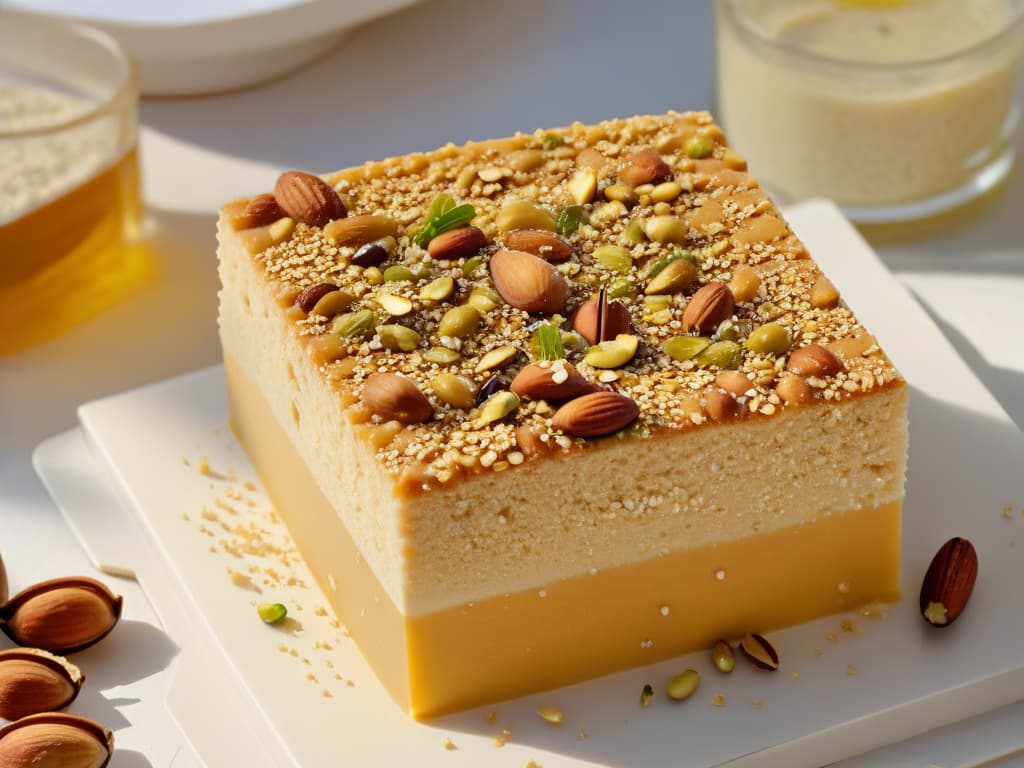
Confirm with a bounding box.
[35,200,1024,768]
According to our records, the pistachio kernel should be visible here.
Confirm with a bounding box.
[257,603,288,625]
[666,669,700,701]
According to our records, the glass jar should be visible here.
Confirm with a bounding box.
[716,0,1024,222]
[0,13,147,354]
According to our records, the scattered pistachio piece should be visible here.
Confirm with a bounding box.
[666,669,700,701]
[640,684,654,708]
[712,639,735,673]
[536,705,563,726]
[584,334,639,369]
[258,603,287,625]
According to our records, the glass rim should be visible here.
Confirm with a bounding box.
[720,0,1024,73]
[0,12,135,139]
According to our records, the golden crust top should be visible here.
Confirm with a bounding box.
[221,111,902,495]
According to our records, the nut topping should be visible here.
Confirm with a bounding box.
[489,249,570,314]
[274,171,347,228]
[503,229,573,262]
[361,374,433,425]
[296,283,338,314]
[920,537,978,628]
[324,214,397,247]
[711,640,735,674]
[573,289,631,345]
[0,712,113,768]
[787,344,845,377]
[0,648,83,720]
[705,388,740,422]
[427,226,488,260]
[551,391,639,437]
[0,577,122,655]
[351,237,395,267]
[238,194,284,229]
[739,633,780,671]
[776,373,814,405]
[682,282,736,335]
[619,148,673,187]
[511,361,594,401]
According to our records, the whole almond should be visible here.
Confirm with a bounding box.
[428,226,488,260]
[552,391,639,437]
[920,537,978,628]
[682,282,735,334]
[324,214,397,247]
[787,344,845,377]
[0,648,83,720]
[274,171,347,228]
[705,388,740,422]
[361,374,433,425]
[231,193,284,230]
[619,148,673,187]
[573,290,632,345]
[0,712,113,768]
[295,283,338,313]
[776,373,814,405]
[740,633,780,671]
[511,362,594,402]
[503,229,573,262]
[489,249,571,314]
[0,577,122,655]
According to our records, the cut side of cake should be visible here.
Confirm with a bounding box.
[217,112,907,718]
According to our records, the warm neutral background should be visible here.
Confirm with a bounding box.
[1,1,1022,765]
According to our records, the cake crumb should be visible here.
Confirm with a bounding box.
[640,638,653,649]
[814,648,824,657]
[322,689,332,698]
[493,728,512,748]
[577,729,588,741]
[345,680,355,687]
[712,693,727,707]
[659,604,670,617]
[1004,502,1014,520]
[826,632,838,642]
[837,581,850,595]
[485,710,497,725]
[752,700,763,710]
[791,671,801,681]
[526,761,543,768]
[197,457,211,475]
[841,618,862,635]
[443,737,457,751]
[847,663,858,677]
[538,589,547,598]
[714,568,726,582]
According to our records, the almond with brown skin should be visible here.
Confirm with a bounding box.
[511,362,594,401]
[551,391,639,437]
[0,577,122,655]
[503,229,573,262]
[274,171,347,227]
[787,344,845,377]
[0,648,84,720]
[295,283,338,313]
[682,282,735,334]
[0,712,113,768]
[428,226,488,260]
[920,537,978,628]
[489,249,570,314]
[573,290,632,345]
[324,214,397,247]
[619,148,673,187]
[361,374,434,425]
[230,193,284,230]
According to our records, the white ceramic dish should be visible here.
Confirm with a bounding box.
[33,200,1024,767]
[5,0,421,95]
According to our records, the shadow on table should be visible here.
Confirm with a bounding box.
[428,385,1024,767]
[910,290,1024,431]
[111,749,155,768]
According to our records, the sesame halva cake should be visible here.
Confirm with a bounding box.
[217,111,907,718]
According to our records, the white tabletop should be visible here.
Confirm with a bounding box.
[1,2,1023,766]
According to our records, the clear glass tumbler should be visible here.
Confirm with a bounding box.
[716,0,1024,222]
[0,13,147,355]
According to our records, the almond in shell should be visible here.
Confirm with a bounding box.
[0,577,122,655]
[0,712,113,768]
[427,226,488,260]
[0,648,83,720]
[361,374,434,425]
[682,282,735,334]
[920,537,978,628]
[503,229,573,262]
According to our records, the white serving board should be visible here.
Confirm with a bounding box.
[33,200,1024,768]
